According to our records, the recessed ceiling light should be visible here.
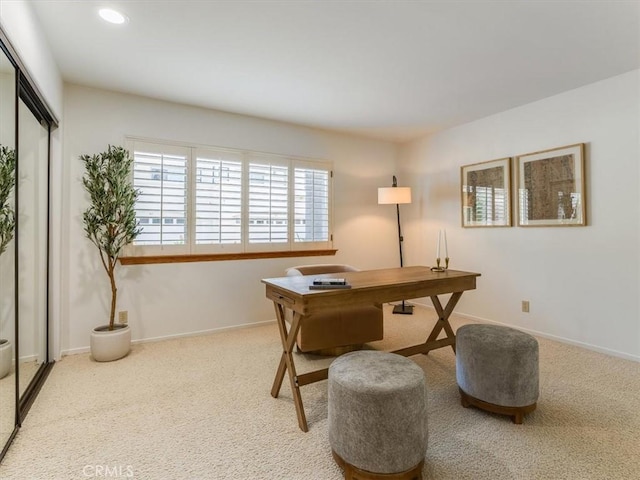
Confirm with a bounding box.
[98,8,128,25]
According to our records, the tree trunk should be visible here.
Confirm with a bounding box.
[108,263,117,330]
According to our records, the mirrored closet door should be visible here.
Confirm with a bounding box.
[17,98,49,400]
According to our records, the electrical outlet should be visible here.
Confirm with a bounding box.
[118,311,128,324]
[521,301,530,313]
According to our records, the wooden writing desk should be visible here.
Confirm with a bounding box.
[262,266,481,432]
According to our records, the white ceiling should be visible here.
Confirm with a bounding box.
[30,0,640,142]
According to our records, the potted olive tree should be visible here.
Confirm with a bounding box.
[81,145,140,362]
[0,145,15,378]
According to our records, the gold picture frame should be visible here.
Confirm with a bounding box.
[515,143,586,227]
[461,157,512,227]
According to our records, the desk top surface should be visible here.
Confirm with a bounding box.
[262,266,480,296]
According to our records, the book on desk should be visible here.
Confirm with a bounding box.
[309,278,352,290]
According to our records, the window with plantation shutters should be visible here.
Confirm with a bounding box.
[124,137,333,259]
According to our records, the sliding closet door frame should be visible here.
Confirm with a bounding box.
[0,25,58,460]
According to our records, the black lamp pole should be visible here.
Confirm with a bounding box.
[393,176,404,268]
[391,175,413,315]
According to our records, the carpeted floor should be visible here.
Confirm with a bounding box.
[1,305,638,479]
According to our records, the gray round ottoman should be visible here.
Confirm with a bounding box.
[328,351,428,480]
[456,324,539,424]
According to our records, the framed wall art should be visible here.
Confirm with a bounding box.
[461,157,512,227]
[515,143,586,227]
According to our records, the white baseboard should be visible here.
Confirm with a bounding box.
[63,304,640,364]
[60,319,276,357]
[410,301,640,363]
[19,354,39,363]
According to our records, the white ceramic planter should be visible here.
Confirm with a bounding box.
[90,324,131,362]
[0,339,12,379]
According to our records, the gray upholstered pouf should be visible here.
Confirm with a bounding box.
[456,324,539,424]
[328,351,428,479]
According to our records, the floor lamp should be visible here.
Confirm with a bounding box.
[378,176,413,315]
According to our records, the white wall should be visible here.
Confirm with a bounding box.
[0,0,62,118]
[400,70,640,361]
[62,84,399,354]
[0,72,14,146]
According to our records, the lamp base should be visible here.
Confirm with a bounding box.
[392,303,414,315]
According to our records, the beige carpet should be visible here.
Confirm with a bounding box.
[1,305,639,479]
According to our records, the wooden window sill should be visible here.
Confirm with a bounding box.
[119,249,338,265]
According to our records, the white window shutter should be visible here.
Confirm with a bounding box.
[131,143,188,251]
[248,159,289,247]
[194,150,243,247]
[294,165,330,243]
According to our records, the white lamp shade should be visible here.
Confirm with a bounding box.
[378,186,412,205]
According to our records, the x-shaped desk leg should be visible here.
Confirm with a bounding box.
[270,302,308,432]
[424,292,463,354]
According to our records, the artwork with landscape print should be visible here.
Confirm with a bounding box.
[461,157,511,227]
[516,143,585,226]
